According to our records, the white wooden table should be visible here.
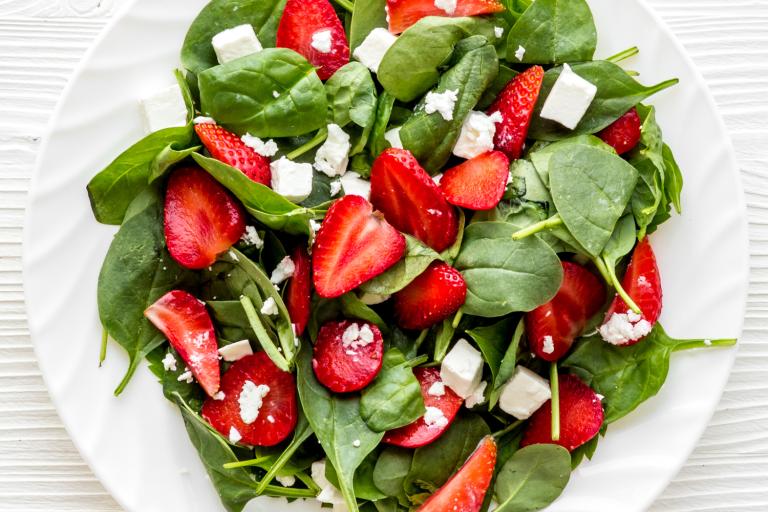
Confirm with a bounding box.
[1,0,766,510]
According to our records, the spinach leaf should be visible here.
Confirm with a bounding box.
[509,159,551,204]
[208,301,257,344]
[627,105,665,238]
[359,235,440,295]
[340,292,388,332]
[199,48,327,137]
[505,0,596,65]
[326,62,378,129]
[494,444,571,512]
[662,143,683,215]
[528,134,614,187]
[146,346,205,411]
[148,144,201,183]
[349,0,388,50]
[256,412,314,493]
[466,318,515,385]
[478,64,517,110]
[369,91,397,160]
[528,61,678,141]
[433,318,456,363]
[454,222,563,317]
[489,318,524,408]
[500,0,532,24]
[326,449,388,501]
[360,349,425,432]
[373,446,413,502]
[600,214,636,300]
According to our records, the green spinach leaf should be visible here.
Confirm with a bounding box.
[627,105,665,239]
[494,444,571,512]
[360,349,425,432]
[349,0,388,50]
[466,318,515,384]
[326,62,378,129]
[369,91,397,160]
[148,144,201,183]
[373,446,413,503]
[489,318,524,408]
[360,235,440,295]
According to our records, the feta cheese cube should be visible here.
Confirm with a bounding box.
[238,380,270,424]
[424,89,459,121]
[315,124,351,177]
[452,111,503,159]
[384,127,403,149]
[311,460,345,505]
[139,83,188,134]
[276,475,296,487]
[218,339,254,362]
[465,380,487,408]
[241,134,278,157]
[498,366,551,420]
[211,24,263,64]
[539,64,598,130]
[340,172,371,200]
[358,291,391,305]
[311,29,334,54]
[270,157,314,203]
[494,26,505,39]
[353,28,397,73]
[270,256,296,285]
[434,0,457,15]
[440,339,484,399]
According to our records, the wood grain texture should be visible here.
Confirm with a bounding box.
[0,0,766,510]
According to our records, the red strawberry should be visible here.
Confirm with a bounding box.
[370,148,458,252]
[597,107,642,155]
[312,195,406,298]
[164,167,245,269]
[194,123,271,186]
[521,374,604,452]
[387,0,505,34]
[416,436,497,512]
[312,320,384,393]
[487,66,545,160]
[276,0,350,80]
[285,245,312,336]
[601,238,663,346]
[144,290,220,397]
[393,262,467,330]
[440,151,510,210]
[525,262,606,361]
[383,367,463,448]
[201,352,298,446]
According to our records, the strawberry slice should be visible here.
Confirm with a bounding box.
[201,352,298,446]
[525,262,606,361]
[370,148,458,252]
[144,290,220,397]
[597,107,642,155]
[164,167,245,269]
[416,436,497,512]
[521,374,604,452]
[387,0,505,34]
[383,367,463,448]
[393,262,467,330]
[285,245,312,336]
[440,151,510,210]
[312,195,406,298]
[276,0,350,81]
[194,123,271,186]
[487,65,545,160]
[312,320,384,393]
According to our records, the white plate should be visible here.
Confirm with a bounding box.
[23,0,749,511]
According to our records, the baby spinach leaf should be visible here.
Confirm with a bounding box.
[506,0,596,65]
[326,62,378,129]
[528,134,614,187]
[360,349,425,432]
[199,48,327,137]
[433,318,456,363]
[373,446,413,503]
[255,412,314,494]
[489,318,524,409]
[509,159,551,204]
[478,65,517,110]
[207,300,257,343]
[662,143,683,215]
[146,346,205,411]
[148,143,201,183]
[326,449,388,501]
[500,0,532,24]
[494,444,571,512]
[360,235,440,295]
[466,318,515,384]
[349,0,388,50]
[627,105,666,239]
[340,292,388,332]
[601,215,636,281]
[369,91,397,159]
[454,222,563,317]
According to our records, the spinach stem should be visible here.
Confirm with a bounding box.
[331,0,354,12]
[223,456,272,469]
[240,296,291,372]
[257,484,318,498]
[99,328,108,367]
[414,329,429,351]
[550,362,560,442]
[606,46,640,63]
[673,338,737,352]
[451,309,464,329]
[625,70,640,77]
[511,214,563,241]
[286,127,328,160]
[254,424,313,494]
[596,257,642,314]
[492,420,523,439]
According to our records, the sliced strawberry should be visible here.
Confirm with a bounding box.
[285,245,312,336]
[525,262,606,361]
[393,262,466,330]
[194,123,271,186]
[276,0,350,80]
[440,151,510,210]
[370,148,458,252]
[597,107,642,155]
[383,367,463,448]
[144,290,220,397]
[387,0,505,34]
[487,66,545,160]
[521,374,604,452]
[201,352,298,446]
[416,436,497,512]
[312,320,384,393]
[312,195,406,298]
[164,167,245,269]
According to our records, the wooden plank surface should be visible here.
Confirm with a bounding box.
[0,0,766,510]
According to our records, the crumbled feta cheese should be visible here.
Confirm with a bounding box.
[310,219,322,234]
[358,292,391,305]
[272,90,280,98]
[162,352,177,372]
[311,460,345,505]
[276,475,296,487]
[427,381,446,397]
[270,256,296,285]
[240,226,264,248]
[213,391,226,401]
[432,173,443,185]
[424,89,459,121]
[514,45,526,62]
[330,179,343,197]
[218,339,254,362]
[228,249,239,262]
[340,172,371,199]
[267,415,275,423]
[599,311,653,345]
[193,116,216,125]
[311,29,333,54]
[177,370,194,384]
[704,339,712,346]
[596,393,605,401]
[465,381,487,408]
[423,406,449,429]
[228,426,242,444]
[212,24,263,64]
[241,134,279,157]
[452,110,502,159]
[353,28,398,73]
[342,323,376,350]
[384,127,403,149]
[494,26,505,39]
[542,335,555,355]
[140,84,188,133]
[540,64,598,130]
[434,0,457,15]
[440,339,484,399]
[315,124,351,177]
[498,366,551,420]
[637,275,650,287]
[260,297,279,316]
[352,439,361,448]
[238,380,270,424]
[270,157,314,202]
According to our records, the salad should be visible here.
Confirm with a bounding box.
[86,0,737,511]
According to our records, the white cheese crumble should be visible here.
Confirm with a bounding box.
[542,335,555,354]
[384,127,403,149]
[139,84,188,134]
[465,381,487,408]
[310,219,322,234]
[341,323,376,350]
[352,439,361,448]
[241,133,279,157]
[260,297,279,316]
[240,226,264,248]
[498,366,551,420]
[310,29,334,54]
[193,116,216,125]
[353,28,398,73]
[599,310,652,345]
[228,426,242,444]
[272,90,280,98]
[340,172,371,199]
[452,110,503,159]
[276,475,296,487]
[434,0,457,15]
[162,352,177,372]
[213,391,226,401]
[427,381,446,397]
[432,173,443,185]
[212,24,263,64]
[424,89,459,121]
[494,26,505,39]
[315,124,351,177]
[423,406,449,429]
[270,157,314,203]
[270,256,296,284]
[238,380,270,424]
[218,339,254,362]
[514,45,526,61]
[540,64,598,130]
[704,339,713,346]
[267,415,275,424]
[330,179,343,197]
[228,249,239,262]
[440,339,484,399]
[312,460,345,505]
[177,370,194,383]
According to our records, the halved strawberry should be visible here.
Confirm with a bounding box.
[440,151,510,210]
[598,107,642,155]
[370,148,458,252]
[393,262,466,330]
[312,320,384,393]
[521,374,604,452]
[312,195,406,298]
[194,123,271,186]
[416,436,497,512]
[164,167,245,269]
[525,262,606,361]
[387,0,505,34]
[144,290,220,397]
[201,352,298,446]
[276,0,350,80]
[383,367,463,448]
[285,245,311,336]
[487,66,545,160]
